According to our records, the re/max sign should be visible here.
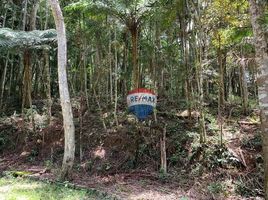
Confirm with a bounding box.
[130,95,156,103]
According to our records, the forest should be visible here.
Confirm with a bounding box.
[0,0,267,199]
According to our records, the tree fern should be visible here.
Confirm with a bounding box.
[0,28,57,49]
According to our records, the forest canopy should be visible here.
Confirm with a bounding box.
[0,0,267,199]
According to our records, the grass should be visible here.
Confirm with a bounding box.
[0,176,111,200]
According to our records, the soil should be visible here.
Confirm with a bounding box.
[0,100,264,200]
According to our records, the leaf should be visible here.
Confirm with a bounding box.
[0,28,57,50]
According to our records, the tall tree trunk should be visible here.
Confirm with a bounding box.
[30,0,40,30]
[49,0,75,180]
[248,0,268,198]
[22,0,28,31]
[44,0,52,125]
[130,26,139,89]
[185,40,192,119]
[8,55,14,97]
[122,31,128,96]
[114,28,119,127]
[217,35,225,146]
[196,42,206,144]
[154,21,161,91]
[44,50,52,125]
[0,53,9,110]
[22,50,32,109]
[217,39,225,109]
[239,57,249,114]
[109,30,113,102]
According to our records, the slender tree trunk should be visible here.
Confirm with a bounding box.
[239,58,249,114]
[8,55,14,97]
[0,53,9,110]
[218,40,225,109]
[44,50,52,125]
[114,28,119,127]
[252,64,258,98]
[180,14,192,119]
[217,35,225,146]
[185,43,192,119]
[49,0,75,180]
[248,0,268,198]
[196,43,206,144]
[44,0,49,30]
[33,60,40,97]
[43,0,52,125]
[22,0,28,31]
[131,27,139,89]
[109,30,113,102]
[154,21,160,91]
[160,124,167,173]
[30,0,40,30]
[122,31,128,96]
[83,47,89,109]
[2,9,7,27]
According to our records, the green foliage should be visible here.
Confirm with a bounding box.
[235,174,263,198]
[0,176,113,200]
[0,122,16,153]
[191,163,204,176]
[0,28,57,50]
[189,144,242,170]
[44,160,54,169]
[205,145,241,169]
[205,112,219,133]
[213,27,253,48]
[241,134,262,151]
[168,126,197,166]
[3,171,33,178]
[208,181,226,195]
[64,0,91,13]
[158,168,170,183]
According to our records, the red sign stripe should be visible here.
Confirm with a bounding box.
[128,88,155,95]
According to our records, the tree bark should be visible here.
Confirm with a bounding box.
[44,50,52,125]
[49,0,75,180]
[114,28,119,127]
[0,53,9,110]
[160,124,167,173]
[30,0,40,30]
[22,50,32,109]
[239,58,249,114]
[248,0,268,198]
[22,0,28,31]
[130,26,139,89]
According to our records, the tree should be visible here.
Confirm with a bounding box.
[89,0,156,89]
[49,0,75,180]
[248,0,268,198]
[0,28,57,111]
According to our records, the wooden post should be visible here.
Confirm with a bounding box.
[160,124,167,173]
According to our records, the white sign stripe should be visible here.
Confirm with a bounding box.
[127,93,157,107]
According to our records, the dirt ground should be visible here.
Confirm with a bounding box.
[0,102,264,200]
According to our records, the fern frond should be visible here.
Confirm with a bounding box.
[0,28,57,50]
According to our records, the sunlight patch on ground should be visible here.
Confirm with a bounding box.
[92,146,106,159]
[127,190,182,200]
[0,177,101,200]
[0,182,41,192]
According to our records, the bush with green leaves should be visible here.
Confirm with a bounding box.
[241,134,262,151]
[208,181,226,195]
[0,124,16,153]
